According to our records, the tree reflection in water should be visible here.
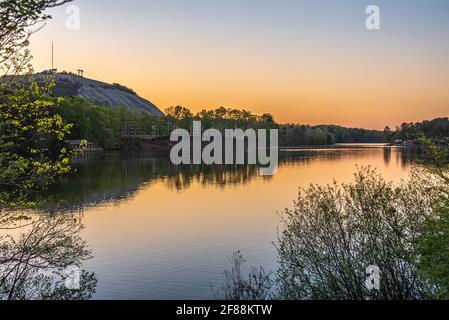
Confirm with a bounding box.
[37,149,416,213]
[0,147,416,300]
[0,211,97,300]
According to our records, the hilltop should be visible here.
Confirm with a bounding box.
[49,73,164,116]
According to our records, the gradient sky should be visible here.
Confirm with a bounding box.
[29,0,449,129]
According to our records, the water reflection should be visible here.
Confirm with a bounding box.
[42,151,273,212]
[40,146,415,213]
[0,211,97,300]
[1,145,416,299]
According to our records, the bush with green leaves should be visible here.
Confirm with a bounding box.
[1,0,74,208]
[218,165,449,300]
[0,78,73,207]
[276,167,442,300]
[414,140,449,299]
[56,97,132,150]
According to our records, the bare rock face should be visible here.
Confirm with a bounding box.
[52,73,164,116]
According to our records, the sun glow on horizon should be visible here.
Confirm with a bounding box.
[29,0,449,130]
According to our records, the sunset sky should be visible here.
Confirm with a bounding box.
[30,0,449,129]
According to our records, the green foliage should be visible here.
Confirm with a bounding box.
[383,126,393,143]
[138,112,171,137]
[165,105,194,131]
[0,78,73,207]
[165,106,387,146]
[416,136,449,167]
[393,118,449,142]
[165,106,278,132]
[280,124,384,146]
[59,103,390,151]
[164,106,385,146]
[217,166,449,300]
[217,137,449,301]
[0,0,74,208]
[276,167,440,300]
[56,97,134,150]
[414,138,449,298]
[417,195,449,299]
[0,1,97,295]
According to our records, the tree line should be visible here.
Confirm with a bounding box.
[55,102,388,149]
[384,118,449,143]
[55,100,449,150]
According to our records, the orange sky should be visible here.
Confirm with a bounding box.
[29,0,449,129]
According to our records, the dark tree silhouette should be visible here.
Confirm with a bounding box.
[0,0,72,67]
[0,213,97,300]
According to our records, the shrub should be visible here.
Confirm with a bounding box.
[276,167,441,300]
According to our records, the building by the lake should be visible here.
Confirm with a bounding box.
[64,140,103,152]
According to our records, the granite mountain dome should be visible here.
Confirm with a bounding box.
[50,73,164,116]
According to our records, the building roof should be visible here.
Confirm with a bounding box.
[64,140,94,145]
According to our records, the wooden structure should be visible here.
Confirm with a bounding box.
[121,121,172,149]
[65,140,103,152]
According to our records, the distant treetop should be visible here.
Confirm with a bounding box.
[112,83,137,96]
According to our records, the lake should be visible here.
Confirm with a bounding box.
[2,145,415,299]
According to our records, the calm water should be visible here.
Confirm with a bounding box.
[3,145,415,299]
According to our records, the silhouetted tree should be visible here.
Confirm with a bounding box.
[1,0,72,74]
[0,212,97,300]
